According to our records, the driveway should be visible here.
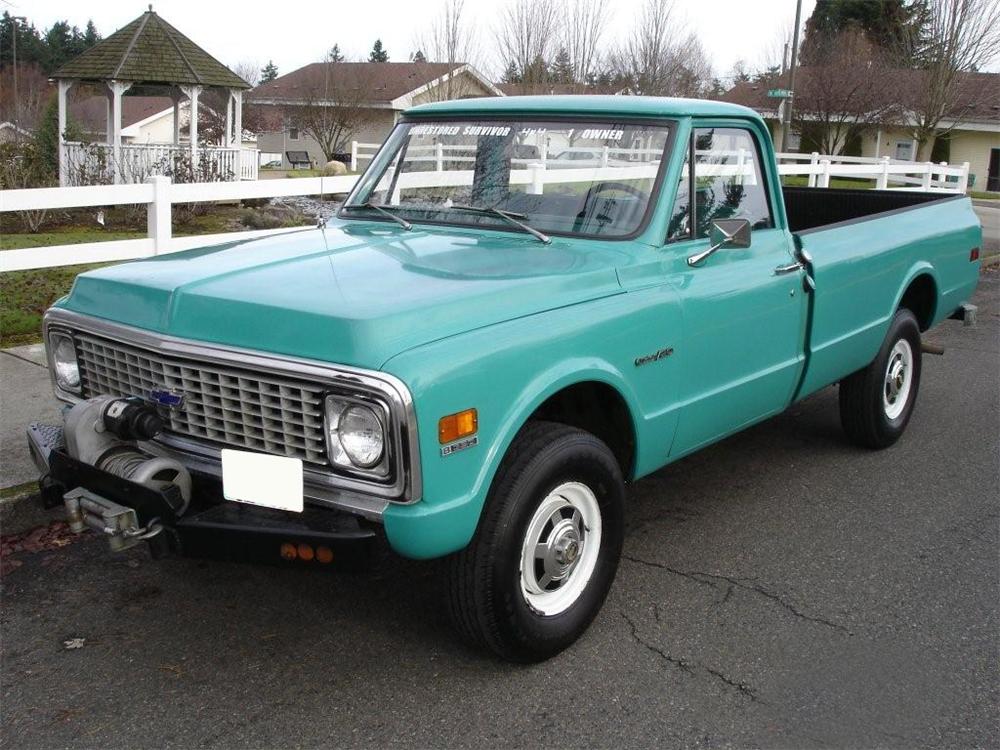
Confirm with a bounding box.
[1,272,997,750]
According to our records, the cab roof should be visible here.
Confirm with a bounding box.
[405,95,763,122]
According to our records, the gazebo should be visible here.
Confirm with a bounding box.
[51,6,254,186]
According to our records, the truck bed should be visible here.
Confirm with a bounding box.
[783,186,953,233]
[787,187,981,401]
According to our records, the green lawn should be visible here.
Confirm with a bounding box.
[1,228,144,251]
[1,262,109,347]
[780,175,879,190]
[969,190,1000,201]
[0,205,271,347]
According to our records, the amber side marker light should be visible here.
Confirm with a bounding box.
[439,408,478,444]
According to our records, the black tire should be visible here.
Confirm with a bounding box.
[839,308,922,449]
[446,421,625,662]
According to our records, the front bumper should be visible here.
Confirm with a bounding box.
[28,423,376,569]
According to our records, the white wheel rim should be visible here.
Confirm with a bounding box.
[883,338,914,420]
[519,481,602,616]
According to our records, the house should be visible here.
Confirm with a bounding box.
[250,62,501,169]
[0,121,32,144]
[68,95,257,150]
[721,69,1000,192]
[496,82,628,96]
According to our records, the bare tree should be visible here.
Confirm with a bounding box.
[416,0,479,101]
[495,0,560,90]
[0,63,51,133]
[792,29,904,155]
[561,0,610,90]
[280,68,378,161]
[610,0,710,96]
[908,0,1000,160]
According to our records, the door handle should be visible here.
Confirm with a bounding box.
[774,262,804,275]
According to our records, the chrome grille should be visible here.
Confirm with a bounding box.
[75,333,329,464]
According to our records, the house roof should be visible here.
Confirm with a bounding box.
[407,95,761,121]
[720,69,1000,124]
[69,95,176,133]
[51,9,250,89]
[496,82,625,96]
[249,62,490,106]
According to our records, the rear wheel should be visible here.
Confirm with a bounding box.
[446,421,625,662]
[839,308,922,449]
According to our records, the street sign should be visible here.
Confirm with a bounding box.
[768,88,793,99]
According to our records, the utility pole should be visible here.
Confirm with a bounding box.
[779,0,803,153]
[10,16,28,144]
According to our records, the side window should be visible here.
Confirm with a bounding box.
[691,127,773,237]
[666,147,691,242]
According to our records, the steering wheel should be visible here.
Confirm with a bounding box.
[575,181,650,232]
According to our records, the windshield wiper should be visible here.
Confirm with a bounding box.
[447,204,551,245]
[343,202,412,230]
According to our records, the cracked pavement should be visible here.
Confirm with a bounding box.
[1,270,997,749]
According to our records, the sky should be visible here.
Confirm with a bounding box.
[5,0,819,82]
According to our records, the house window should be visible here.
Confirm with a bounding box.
[894,140,914,161]
[288,127,299,140]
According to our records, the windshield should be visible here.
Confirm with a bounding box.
[342,119,672,238]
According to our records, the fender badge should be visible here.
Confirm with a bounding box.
[441,435,478,457]
[149,388,185,409]
[634,347,674,367]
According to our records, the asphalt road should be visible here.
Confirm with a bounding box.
[2,271,997,750]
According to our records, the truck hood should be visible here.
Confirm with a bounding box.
[61,219,630,369]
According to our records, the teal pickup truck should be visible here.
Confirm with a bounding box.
[29,97,982,662]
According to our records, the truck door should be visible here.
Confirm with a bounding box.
[665,124,808,456]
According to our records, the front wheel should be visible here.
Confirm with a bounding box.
[839,308,922,449]
[446,421,625,662]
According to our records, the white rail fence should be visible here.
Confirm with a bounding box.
[2,147,972,273]
[352,141,970,193]
[1,175,353,273]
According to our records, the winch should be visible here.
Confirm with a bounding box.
[39,396,193,550]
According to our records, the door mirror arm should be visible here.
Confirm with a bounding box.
[687,218,752,267]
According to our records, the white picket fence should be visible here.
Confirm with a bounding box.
[1,148,972,273]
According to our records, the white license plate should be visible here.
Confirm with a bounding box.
[221,449,303,513]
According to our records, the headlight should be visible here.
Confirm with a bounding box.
[324,396,386,472]
[50,332,81,392]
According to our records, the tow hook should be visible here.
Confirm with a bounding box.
[63,488,164,552]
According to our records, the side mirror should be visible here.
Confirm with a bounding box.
[687,218,752,267]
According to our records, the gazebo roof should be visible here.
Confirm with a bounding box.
[51,7,250,89]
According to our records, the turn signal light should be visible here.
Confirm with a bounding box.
[439,408,478,444]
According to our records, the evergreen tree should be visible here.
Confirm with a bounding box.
[500,60,521,84]
[523,55,549,85]
[551,47,573,84]
[411,49,427,63]
[260,60,279,83]
[801,0,928,64]
[368,39,389,63]
[326,44,345,63]
[0,13,101,73]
